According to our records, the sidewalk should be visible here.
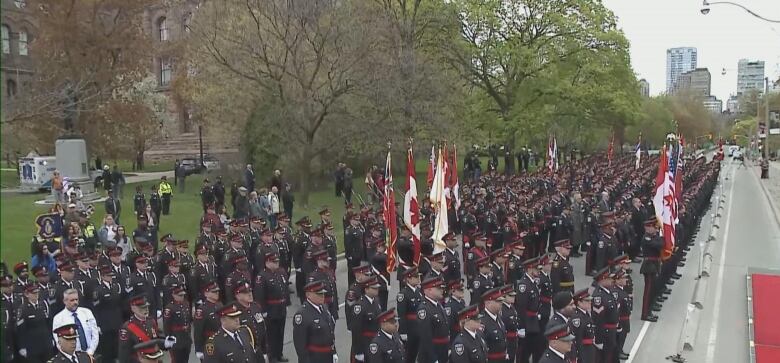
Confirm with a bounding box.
[752,160,780,226]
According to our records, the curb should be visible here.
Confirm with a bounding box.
[751,165,780,228]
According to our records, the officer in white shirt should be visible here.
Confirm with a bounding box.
[52,288,100,355]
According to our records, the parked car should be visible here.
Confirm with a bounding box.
[180,155,221,176]
[732,150,744,161]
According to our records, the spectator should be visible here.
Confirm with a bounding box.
[234,186,249,219]
[249,191,262,218]
[173,159,180,187]
[52,288,100,355]
[244,163,255,191]
[110,165,125,199]
[268,186,281,229]
[142,204,158,234]
[258,188,271,219]
[104,190,121,224]
[159,176,173,215]
[218,205,231,231]
[31,243,57,273]
[270,169,283,191]
[343,168,354,205]
[64,203,81,226]
[334,163,345,197]
[51,170,65,204]
[132,185,146,216]
[97,215,118,247]
[175,162,186,192]
[213,176,226,210]
[149,184,162,222]
[201,178,215,211]
[281,183,295,221]
[114,226,131,261]
[230,182,239,211]
[101,165,111,192]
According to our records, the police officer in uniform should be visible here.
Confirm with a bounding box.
[449,305,488,363]
[161,259,187,308]
[345,212,366,285]
[471,256,493,303]
[465,234,489,285]
[292,281,338,363]
[570,289,595,363]
[49,324,94,363]
[129,256,159,319]
[194,282,222,360]
[308,249,339,319]
[549,240,575,294]
[254,252,290,362]
[537,323,575,363]
[367,308,405,363]
[118,294,175,363]
[292,217,314,303]
[163,285,191,363]
[443,232,462,283]
[591,268,619,363]
[506,241,526,286]
[203,304,258,363]
[1,278,13,363]
[15,284,53,362]
[93,265,123,361]
[537,254,554,332]
[370,240,390,310]
[234,282,268,362]
[417,277,450,363]
[640,218,662,322]
[33,266,56,312]
[499,285,521,363]
[480,287,508,363]
[614,270,632,361]
[396,266,422,362]
[516,257,543,363]
[489,249,508,287]
[346,263,373,330]
[190,244,217,305]
[53,262,84,314]
[444,280,467,340]
[350,276,383,362]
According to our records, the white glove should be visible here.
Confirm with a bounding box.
[400,334,408,341]
[617,328,623,333]
[595,343,604,350]
[355,353,365,361]
[518,329,526,338]
[333,354,339,363]
[263,354,268,363]
[157,310,162,319]
[164,336,177,348]
[196,352,204,360]
[18,349,27,357]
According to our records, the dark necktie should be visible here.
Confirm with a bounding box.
[71,355,78,363]
[72,311,89,351]
[234,333,244,348]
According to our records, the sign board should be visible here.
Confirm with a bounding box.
[759,133,767,139]
[770,128,780,135]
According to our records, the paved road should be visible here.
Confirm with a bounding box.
[175,160,777,362]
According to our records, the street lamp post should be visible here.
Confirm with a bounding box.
[700,1,780,23]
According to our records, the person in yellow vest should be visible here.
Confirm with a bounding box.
[159,176,173,215]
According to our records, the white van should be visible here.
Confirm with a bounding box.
[18,156,57,192]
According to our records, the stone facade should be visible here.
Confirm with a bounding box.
[1,0,36,120]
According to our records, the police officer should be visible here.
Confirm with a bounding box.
[15,284,53,362]
[50,324,94,363]
[549,239,575,294]
[345,213,365,285]
[322,223,338,272]
[351,276,383,362]
[367,308,405,363]
[33,265,57,311]
[234,282,268,362]
[194,282,222,360]
[449,305,487,363]
[465,234,489,285]
[292,217,313,303]
[480,287,508,363]
[538,323,575,363]
[161,259,187,308]
[346,263,373,330]
[203,304,258,363]
[499,285,521,363]
[53,262,84,314]
[190,244,217,305]
[176,240,194,277]
[537,254,554,331]
[129,255,159,317]
[254,252,290,362]
[93,265,123,361]
[163,285,191,363]
[614,270,632,361]
[640,218,663,322]
[516,257,543,363]
[444,280,467,340]
[1,277,12,363]
[417,276,450,363]
[74,254,98,310]
[471,256,493,303]
[13,261,31,295]
[370,240,390,310]
[118,294,175,363]
[308,250,339,319]
[254,229,279,275]
[570,289,595,363]
[292,281,338,363]
[593,217,618,274]
[489,249,508,287]
[443,232,462,283]
[591,268,619,363]
[224,256,252,303]
[396,267,422,362]
[506,241,527,286]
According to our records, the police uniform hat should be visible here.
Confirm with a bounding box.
[377,308,398,324]
[142,243,154,252]
[443,232,456,241]
[573,288,592,302]
[458,305,482,322]
[500,284,516,296]
[522,257,540,269]
[509,241,526,250]
[134,255,148,265]
[98,265,114,276]
[594,267,614,281]
[318,207,331,216]
[490,248,509,259]
[24,284,39,294]
[295,217,313,227]
[231,255,249,267]
[421,276,445,290]
[278,213,290,222]
[195,244,209,255]
[544,322,575,342]
[538,254,553,266]
[129,294,150,307]
[613,269,627,280]
[264,252,280,263]
[304,281,328,294]
[430,251,445,263]
[59,261,75,272]
[352,262,373,276]
[644,216,659,227]
[481,287,505,302]
[13,261,28,275]
[474,232,488,242]
[233,282,252,295]
[171,284,187,295]
[108,246,123,257]
[261,228,273,237]
[312,250,330,262]
[599,221,614,228]
[32,265,48,277]
[218,304,243,318]
[53,324,80,340]
[552,291,573,310]
[362,276,382,289]
[323,223,335,231]
[230,234,244,243]
[202,281,220,293]
[134,339,165,360]
[167,259,180,267]
[310,229,324,239]
[553,239,572,248]
[160,234,176,244]
[448,279,465,291]
[609,254,630,266]
[177,239,189,248]
[476,256,491,268]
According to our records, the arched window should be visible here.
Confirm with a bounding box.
[158,17,169,41]
[6,80,17,98]
[160,57,172,86]
[1,25,10,54]
[18,30,28,56]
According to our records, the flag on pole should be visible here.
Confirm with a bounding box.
[652,139,676,260]
[608,132,615,166]
[426,146,435,189]
[403,146,421,265]
[431,147,448,253]
[635,133,642,170]
[547,135,558,172]
[451,146,461,212]
[443,145,451,207]
[383,149,398,272]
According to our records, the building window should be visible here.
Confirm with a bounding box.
[18,31,28,56]
[6,80,17,98]
[14,0,26,8]
[160,58,172,86]
[158,17,169,41]
[183,13,192,33]
[1,25,10,54]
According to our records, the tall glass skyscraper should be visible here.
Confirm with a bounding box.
[666,47,698,93]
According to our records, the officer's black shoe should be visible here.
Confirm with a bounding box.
[677,262,685,267]
[642,314,659,322]
[277,356,290,362]
[672,275,681,280]
[673,273,682,278]
[619,352,630,360]
[652,304,662,312]
[667,279,675,285]
[664,288,672,294]
[658,296,668,302]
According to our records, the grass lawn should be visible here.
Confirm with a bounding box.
[0,155,507,266]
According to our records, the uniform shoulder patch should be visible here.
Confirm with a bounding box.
[598,241,605,248]
[195,308,204,320]
[294,313,303,325]
[593,296,602,306]
[164,308,171,318]
[397,294,404,303]
[119,328,128,341]
[445,306,452,316]
[205,342,215,355]
[454,343,465,355]
[473,280,480,289]
[519,284,526,293]
[353,304,362,315]
[572,318,581,328]
[417,309,426,320]
[369,343,378,354]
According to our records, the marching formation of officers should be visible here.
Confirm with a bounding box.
[0,150,720,363]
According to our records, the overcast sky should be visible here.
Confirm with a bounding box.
[602,0,780,102]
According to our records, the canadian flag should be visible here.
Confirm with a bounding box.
[652,142,676,260]
[403,147,421,265]
[383,150,398,272]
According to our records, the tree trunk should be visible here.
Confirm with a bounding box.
[614,123,626,154]
[299,143,313,207]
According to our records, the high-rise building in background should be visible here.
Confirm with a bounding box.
[676,68,711,96]
[737,59,765,95]
[666,47,697,93]
[726,95,740,113]
[703,95,723,114]
[639,79,650,97]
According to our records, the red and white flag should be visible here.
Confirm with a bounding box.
[426,146,435,189]
[383,150,398,272]
[451,146,461,212]
[403,147,421,265]
[430,147,448,253]
[652,142,676,260]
